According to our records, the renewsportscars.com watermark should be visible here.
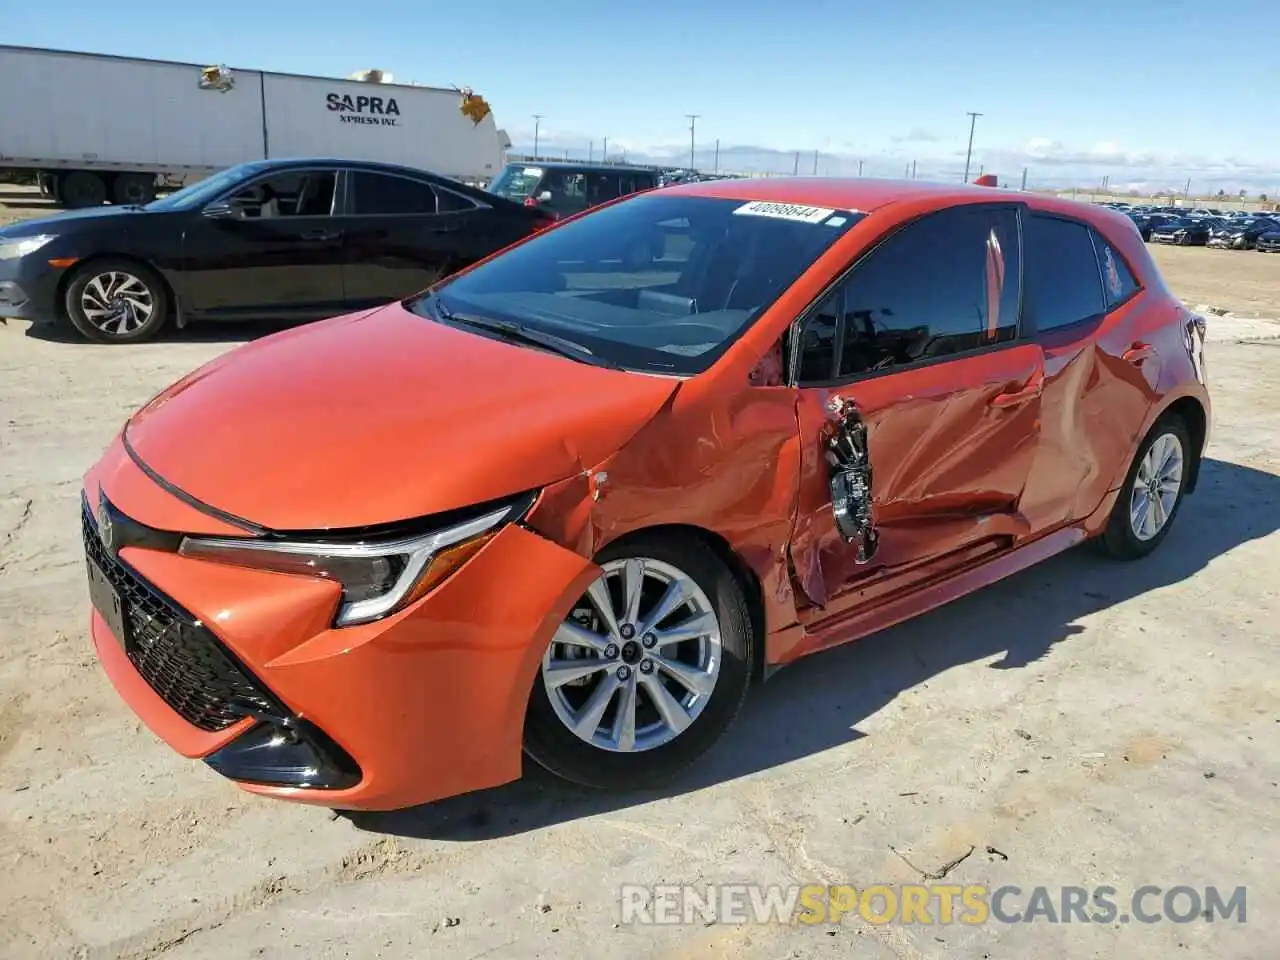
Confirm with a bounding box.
[620,884,1247,926]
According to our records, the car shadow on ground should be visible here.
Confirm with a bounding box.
[347,456,1280,842]
[18,317,296,345]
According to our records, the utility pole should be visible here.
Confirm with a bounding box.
[793,151,800,176]
[1020,167,1028,191]
[904,162,910,178]
[602,137,608,162]
[857,159,864,177]
[685,115,699,170]
[813,149,819,175]
[713,139,720,173]
[962,111,982,183]
[589,140,594,162]
[1183,177,1191,200]
[911,159,917,179]
[532,114,544,159]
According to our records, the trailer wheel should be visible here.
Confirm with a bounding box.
[112,173,157,206]
[64,258,169,344]
[61,172,107,209]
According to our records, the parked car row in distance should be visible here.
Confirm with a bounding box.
[1105,203,1280,251]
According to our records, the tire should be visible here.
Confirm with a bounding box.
[60,171,107,209]
[1097,415,1192,560]
[64,258,169,344]
[523,532,754,791]
[111,173,157,205]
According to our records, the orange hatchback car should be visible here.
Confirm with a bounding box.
[82,178,1209,810]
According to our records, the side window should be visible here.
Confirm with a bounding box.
[796,288,841,382]
[1094,235,1139,309]
[348,172,438,215]
[1022,214,1106,331]
[543,172,587,211]
[587,172,620,206]
[436,187,477,213]
[835,205,1021,377]
[226,170,337,218]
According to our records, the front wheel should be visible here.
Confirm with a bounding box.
[1098,416,1191,560]
[523,533,753,790]
[64,259,169,343]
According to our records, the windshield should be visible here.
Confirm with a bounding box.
[416,193,862,374]
[488,165,544,201]
[144,162,268,211]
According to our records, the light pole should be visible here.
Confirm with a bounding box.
[532,114,544,159]
[686,114,699,170]
[962,111,982,183]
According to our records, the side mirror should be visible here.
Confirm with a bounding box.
[537,190,552,203]
[202,200,237,219]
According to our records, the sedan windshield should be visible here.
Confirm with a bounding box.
[488,165,544,201]
[144,162,269,211]
[416,193,862,374]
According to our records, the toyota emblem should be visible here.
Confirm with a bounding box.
[98,498,115,552]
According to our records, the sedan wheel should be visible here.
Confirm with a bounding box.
[524,534,752,790]
[1099,416,1192,560]
[64,259,169,343]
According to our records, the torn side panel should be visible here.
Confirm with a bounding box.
[825,395,880,563]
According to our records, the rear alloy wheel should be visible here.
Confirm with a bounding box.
[524,534,753,790]
[111,173,157,205]
[1098,416,1191,560]
[60,171,107,208]
[64,259,169,343]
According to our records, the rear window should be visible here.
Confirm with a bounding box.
[1022,214,1106,332]
[420,194,862,374]
[488,165,543,200]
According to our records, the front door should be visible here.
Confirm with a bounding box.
[786,203,1044,627]
[179,168,346,321]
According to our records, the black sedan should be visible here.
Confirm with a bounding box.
[1208,217,1279,250]
[0,158,554,343]
[1257,226,1280,253]
[1128,212,1181,241]
[1149,217,1215,246]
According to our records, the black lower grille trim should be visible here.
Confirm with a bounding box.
[82,504,282,732]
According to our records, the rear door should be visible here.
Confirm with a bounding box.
[787,203,1045,619]
[1017,213,1156,531]
[179,167,346,321]
[339,169,502,308]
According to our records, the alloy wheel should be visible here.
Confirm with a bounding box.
[541,557,723,753]
[1129,431,1184,541]
[80,271,155,337]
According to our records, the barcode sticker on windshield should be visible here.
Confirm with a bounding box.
[733,201,836,224]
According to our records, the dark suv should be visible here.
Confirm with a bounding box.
[486,161,658,218]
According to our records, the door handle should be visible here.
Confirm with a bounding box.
[300,229,340,241]
[1122,341,1155,365]
[990,370,1044,408]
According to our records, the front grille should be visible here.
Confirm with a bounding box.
[82,506,280,731]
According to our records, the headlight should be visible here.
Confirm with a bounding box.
[0,234,56,260]
[177,493,534,626]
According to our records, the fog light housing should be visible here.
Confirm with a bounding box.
[204,718,361,790]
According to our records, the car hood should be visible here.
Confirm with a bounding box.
[0,204,147,238]
[123,303,682,531]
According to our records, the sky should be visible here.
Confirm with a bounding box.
[8,0,1280,194]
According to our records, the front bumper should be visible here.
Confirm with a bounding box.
[0,253,65,322]
[83,441,599,811]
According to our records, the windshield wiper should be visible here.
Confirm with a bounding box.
[429,296,623,370]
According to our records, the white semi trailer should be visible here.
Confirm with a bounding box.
[0,45,511,207]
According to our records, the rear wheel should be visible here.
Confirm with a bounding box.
[60,171,107,209]
[64,259,169,343]
[524,533,753,790]
[111,173,157,205]
[1098,416,1191,560]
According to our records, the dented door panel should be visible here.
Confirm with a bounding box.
[789,343,1045,623]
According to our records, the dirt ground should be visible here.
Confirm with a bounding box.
[1,185,1279,959]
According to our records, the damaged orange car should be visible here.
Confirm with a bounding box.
[82,178,1210,810]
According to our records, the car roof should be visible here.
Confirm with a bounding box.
[244,157,457,180]
[664,175,1141,234]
